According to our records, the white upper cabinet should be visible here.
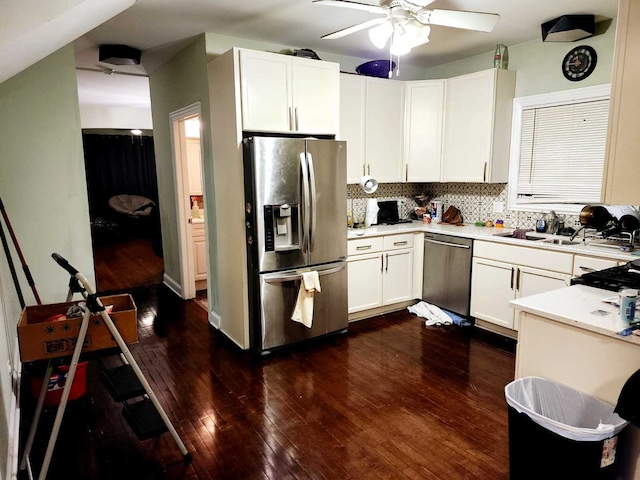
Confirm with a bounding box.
[340,74,366,183]
[404,80,445,182]
[365,77,405,183]
[442,68,516,183]
[239,49,339,135]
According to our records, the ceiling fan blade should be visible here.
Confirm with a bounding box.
[322,17,387,39]
[427,9,500,32]
[313,0,387,15]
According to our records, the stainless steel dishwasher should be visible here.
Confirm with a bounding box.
[422,233,473,317]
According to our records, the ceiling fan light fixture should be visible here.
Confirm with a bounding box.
[406,23,431,47]
[369,21,393,48]
[390,30,412,56]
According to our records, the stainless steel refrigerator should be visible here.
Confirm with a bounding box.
[243,137,348,352]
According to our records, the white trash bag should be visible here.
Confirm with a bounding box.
[505,377,628,442]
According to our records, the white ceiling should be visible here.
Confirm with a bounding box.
[74,0,617,111]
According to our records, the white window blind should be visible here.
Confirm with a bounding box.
[516,99,610,204]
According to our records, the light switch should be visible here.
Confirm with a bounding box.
[493,202,504,213]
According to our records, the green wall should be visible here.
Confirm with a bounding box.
[426,20,617,97]
[0,43,93,477]
[148,35,219,307]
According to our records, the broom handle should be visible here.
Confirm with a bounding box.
[0,218,25,309]
[0,197,42,305]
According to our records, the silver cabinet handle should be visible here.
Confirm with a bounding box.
[483,162,487,182]
[289,107,293,131]
[294,107,299,132]
[405,164,408,182]
[516,268,521,291]
[385,253,389,272]
[424,238,470,249]
[393,241,408,246]
[367,164,370,175]
[510,267,515,290]
[579,266,596,272]
[356,245,372,250]
[381,254,384,272]
[363,164,366,176]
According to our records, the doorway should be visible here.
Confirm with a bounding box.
[169,104,210,308]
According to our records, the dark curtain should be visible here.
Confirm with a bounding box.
[82,134,159,219]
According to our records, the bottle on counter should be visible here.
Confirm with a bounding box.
[191,197,200,219]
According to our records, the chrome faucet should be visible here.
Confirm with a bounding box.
[549,210,561,235]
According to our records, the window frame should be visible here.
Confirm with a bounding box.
[507,84,611,215]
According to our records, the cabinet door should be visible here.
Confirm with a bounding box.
[365,77,404,182]
[291,57,339,134]
[347,253,383,313]
[186,138,203,195]
[405,80,445,182]
[340,74,366,183]
[194,236,207,281]
[442,70,495,182]
[471,257,516,329]
[383,249,414,305]
[516,266,570,299]
[239,50,292,133]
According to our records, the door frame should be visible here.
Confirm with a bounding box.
[169,102,204,299]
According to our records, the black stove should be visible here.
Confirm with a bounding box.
[571,259,640,292]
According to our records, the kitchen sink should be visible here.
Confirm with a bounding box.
[542,238,581,246]
[492,232,546,241]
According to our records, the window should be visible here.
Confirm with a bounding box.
[508,84,611,214]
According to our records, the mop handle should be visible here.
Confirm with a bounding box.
[0,197,42,305]
[51,253,79,276]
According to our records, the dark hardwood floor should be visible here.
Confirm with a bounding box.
[20,286,515,480]
[93,237,164,292]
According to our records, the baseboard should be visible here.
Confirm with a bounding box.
[220,328,248,350]
[209,311,221,329]
[162,273,183,298]
[6,339,21,480]
[475,318,518,339]
[348,299,418,323]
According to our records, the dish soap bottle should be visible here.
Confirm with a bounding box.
[191,197,200,219]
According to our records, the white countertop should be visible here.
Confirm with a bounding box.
[347,221,638,262]
[191,217,205,224]
[510,285,640,346]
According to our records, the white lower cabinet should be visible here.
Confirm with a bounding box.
[347,252,384,313]
[347,234,415,314]
[193,224,207,282]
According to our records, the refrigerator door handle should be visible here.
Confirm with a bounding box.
[299,152,311,253]
[306,152,317,252]
[263,263,346,284]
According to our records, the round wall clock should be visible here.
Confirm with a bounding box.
[562,45,597,82]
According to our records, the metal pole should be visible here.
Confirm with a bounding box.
[19,361,54,471]
[37,309,91,480]
[0,218,25,308]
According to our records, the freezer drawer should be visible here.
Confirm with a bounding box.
[256,261,348,351]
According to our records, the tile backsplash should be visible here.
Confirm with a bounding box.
[347,183,579,230]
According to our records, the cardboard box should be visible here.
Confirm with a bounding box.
[18,294,138,362]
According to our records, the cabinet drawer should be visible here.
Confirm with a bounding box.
[383,234,414,251]
[572,255,618,277]
[474,240,573,274]
[348,236,384,256]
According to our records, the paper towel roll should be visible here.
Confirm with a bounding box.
[365,199,379,228]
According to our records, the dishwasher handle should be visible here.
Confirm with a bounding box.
[424,238,471,249]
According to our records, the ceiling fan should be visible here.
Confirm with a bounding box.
[314,0,500,55]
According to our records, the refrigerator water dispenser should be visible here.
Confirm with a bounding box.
[264,204,299,252]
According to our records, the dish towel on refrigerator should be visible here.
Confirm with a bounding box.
[291,271,322,328]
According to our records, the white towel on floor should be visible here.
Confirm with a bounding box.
[407,301,453,326]
[291,271,321,328]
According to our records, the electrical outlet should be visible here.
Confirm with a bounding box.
[493,201,504,213]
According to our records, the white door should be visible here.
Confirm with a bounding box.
[239,50,292,133]
[340,74,366,183]
[383,249,414,305]
[291,57,339,134]
[186,138,203,195]
[347,253,383,313]
[405,80,445,182]
[516,266,570,299]
[365,77,404,182]
[471,257,516,329]
[442,70,495,182]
